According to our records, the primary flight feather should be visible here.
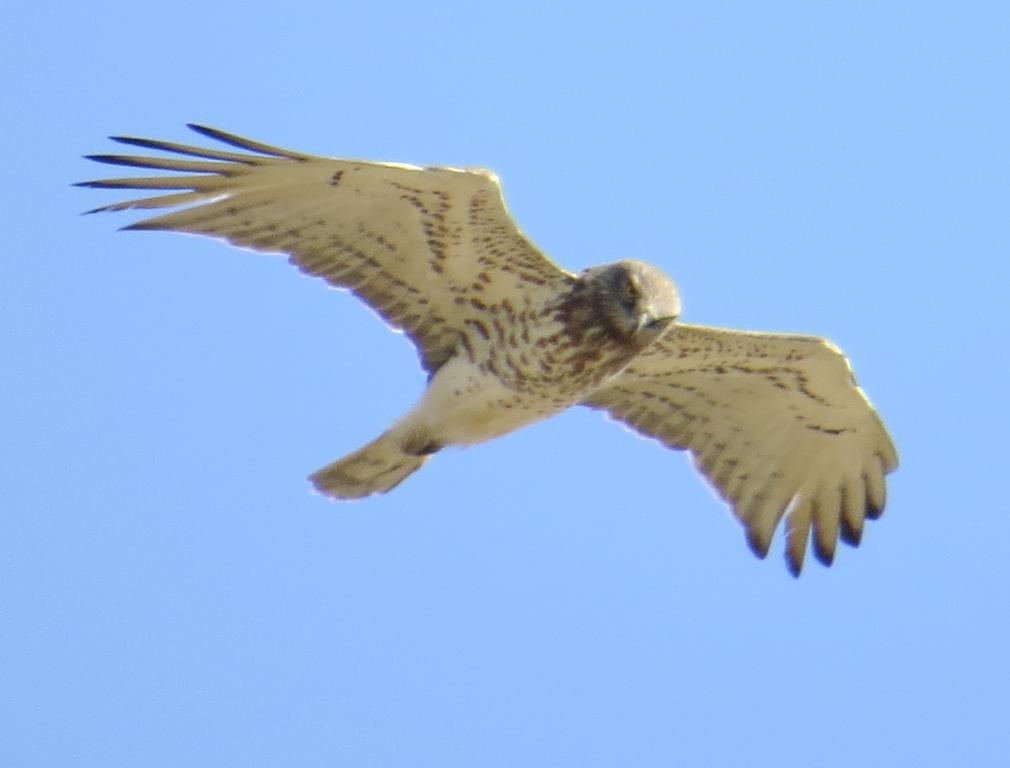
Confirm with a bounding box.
[80,125,898,575]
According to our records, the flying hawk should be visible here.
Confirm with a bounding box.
[80,125,899,575]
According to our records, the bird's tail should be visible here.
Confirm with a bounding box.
[309,430,431,499]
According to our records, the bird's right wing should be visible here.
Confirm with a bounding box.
[583,323,899,575]
[79,125,574,372]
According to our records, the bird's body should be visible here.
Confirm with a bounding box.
[314,258,680,496]
[411,355,547,447]
[81,125,898,574]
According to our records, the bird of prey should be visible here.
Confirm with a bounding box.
[79,125,898,575]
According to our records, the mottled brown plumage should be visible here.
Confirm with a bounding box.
[80,125,898,575]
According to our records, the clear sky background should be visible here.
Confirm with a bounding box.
[4,1,1008,766]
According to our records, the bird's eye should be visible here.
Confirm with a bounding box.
[621,274,639,308]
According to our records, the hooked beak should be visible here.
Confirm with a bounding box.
[636,309,675,335]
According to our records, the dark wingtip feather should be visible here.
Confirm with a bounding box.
[75,179,151,190]
[185,122,258,148]
[73,178,147,190]
[867,470,887,518]
[120,220,160,231]
[107,134,260,165]
[186,123,275,152]
[786,553,803,578]
[839,516,863,547]
[109,135,164,148]
[745,528,772,560]
[73,177,109,211]
[812,537,836,567]
[865,495,884,520]
[84,153,147,167]
[186,123,307,160]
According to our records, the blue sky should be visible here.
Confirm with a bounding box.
[4,1,1009,765]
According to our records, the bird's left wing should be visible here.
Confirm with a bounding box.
[79,125,573,373]
[582,323,899,575]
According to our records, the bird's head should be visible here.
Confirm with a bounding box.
[581,260,681,343]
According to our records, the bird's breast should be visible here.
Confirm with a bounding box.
[409,356,570,446]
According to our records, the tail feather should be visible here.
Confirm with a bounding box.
[310,431,429,499]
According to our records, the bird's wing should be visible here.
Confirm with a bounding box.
[79,125,573,372]
[582,323,898,575]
